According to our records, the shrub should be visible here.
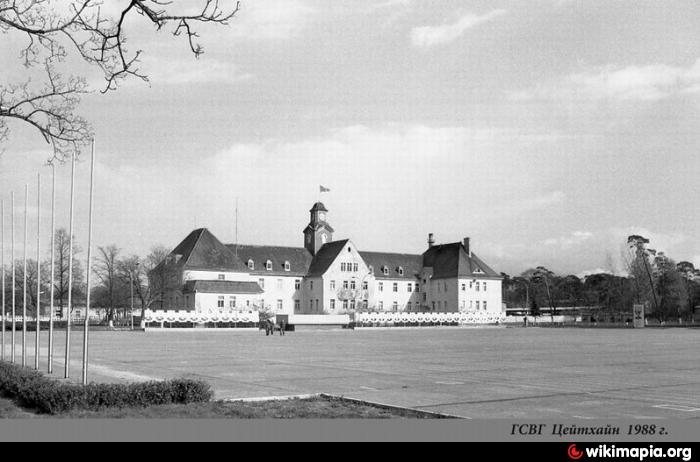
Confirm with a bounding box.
[0,362,213,414]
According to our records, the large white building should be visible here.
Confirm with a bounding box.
[150,202,503,318]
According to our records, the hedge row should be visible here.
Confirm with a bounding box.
[0,361,213,414]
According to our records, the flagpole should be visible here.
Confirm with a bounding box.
[82,139,95,385]
[11,191,15,364]
[22,184,27,367]
[34,173,41,370]
[1,199,5,361]
[48,163,55,374]
[65,153,75,379]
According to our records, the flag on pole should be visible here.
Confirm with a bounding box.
[320,185,330,193]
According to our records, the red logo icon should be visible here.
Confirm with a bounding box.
[568,444,584,460]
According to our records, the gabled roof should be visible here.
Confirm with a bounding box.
[225,244,312,276]
[183,280,263,294]
[422,242,501,279]
[171,228,247,272]
[306,239,350,277]
[303,222,335,233]
[360,251,422,280]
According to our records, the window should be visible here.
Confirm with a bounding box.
[330,280,336,290]
[246,300,250,307]
[407,283,412,292]
[423,293,427,302]
[350,280,356,290]
[393,282,398,292]
[229,296,236,308]
[277,279,283,289]
[353,263,358,272]
[294,300,300,312]
[341,262,346,272]
[275,300,282,311]
[258,278,264,289]
[483,301,487,310]
[484,282,487,291]
[378,282,384,292]
[217,296,224,308]
[476,301,480,310]
[315,299,319,311]
[343,280,349,289]
[330,299,335,310]
[218,274,225,280]
[295,279,301,290]
[362,300,368,310]
[362,281,368,290]
[382,266,389,276]
[444,282,448,291]
[476,282,480,291]
[284,261,290,271]
[343,300,348,310]
[378,301,383,310]
[398,267,404,276]
[309,300,313,310]
[470,300,473,310]
[469,281,473,289]
[407,302,412,311]
[247,259,254,270]
[415,283,420,293]
[392,301,398,311]
[350,300,355,310]
[437,301,441,310]
[265,260,272,271]
[461,283,466,291]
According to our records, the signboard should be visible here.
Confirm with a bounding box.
[633,304,645,328]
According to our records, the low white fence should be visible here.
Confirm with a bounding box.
[355,311,506,325]
[288,314,351,325]
[144,310,260,324]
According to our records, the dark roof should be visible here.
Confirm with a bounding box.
[183,280,263,294]
[169,229,248,272]
[422,242,501,279]
[306,239,350,277]
[360,251,422,280]
[310,202,328,212]
[225,244,312,276]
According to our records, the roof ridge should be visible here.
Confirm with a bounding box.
[182,228,207,267]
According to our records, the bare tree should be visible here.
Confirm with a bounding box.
[1,0,240,160]
[93,244,121,327]
[52,227,84,316]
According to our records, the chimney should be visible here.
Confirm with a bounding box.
[428,233,435,248]
[463,237,471,256]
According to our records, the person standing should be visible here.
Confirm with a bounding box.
[279,319,286,336]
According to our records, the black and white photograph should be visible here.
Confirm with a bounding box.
[1,0,700,447]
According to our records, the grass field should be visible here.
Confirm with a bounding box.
[2,325,700,419]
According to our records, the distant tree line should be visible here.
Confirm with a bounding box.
[1,228,170,327]
[501,235,700,322]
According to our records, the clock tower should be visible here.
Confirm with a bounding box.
[303,202,334,256]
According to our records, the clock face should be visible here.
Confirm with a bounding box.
[321,233,328,243]
[319,212,326,221]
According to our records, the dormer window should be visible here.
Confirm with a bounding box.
[368,265,373,273]
[382,266,389,276]
[284,261,290,271]
[473,267,484,274]
[398,267,404,276]
[265,260,272,271]
[247,259,254,270]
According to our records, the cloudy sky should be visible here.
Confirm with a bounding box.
[1,0,700,277]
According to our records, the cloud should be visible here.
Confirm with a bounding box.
[543,230,593,249]
[411,10,507,48]
[513,59,700,102]
[369,0,413,10]
[145,59,254,86]
[226,0,316,40]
